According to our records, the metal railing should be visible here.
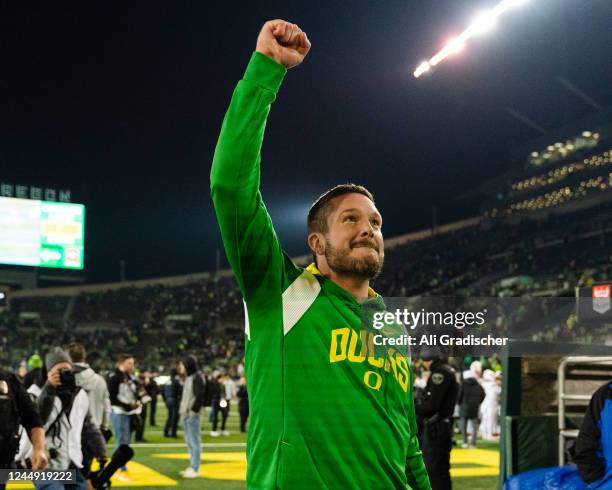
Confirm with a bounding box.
[557,356,612,466]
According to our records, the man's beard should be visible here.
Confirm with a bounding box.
[324,238,384,279]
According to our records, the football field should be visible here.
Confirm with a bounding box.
[9,401,499,489]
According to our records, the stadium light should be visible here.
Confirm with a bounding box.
[413,0,530,78]
[494,0,530,16]
[414,61,431,78]
[469,11,497,36]
[446,37,465,54]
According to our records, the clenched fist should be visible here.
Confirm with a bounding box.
[256,20,311,69]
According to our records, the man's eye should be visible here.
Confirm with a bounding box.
[344,216,357,223]
[371,219,381,227]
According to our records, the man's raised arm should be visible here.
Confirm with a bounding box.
[210,20,311,299]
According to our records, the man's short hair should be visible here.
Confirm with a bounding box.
[307,183,375,263]
[117,353,134,365]
[67,342,86,363]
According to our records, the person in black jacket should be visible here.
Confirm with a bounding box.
[415,353,459,490]
[457,369,485,449]
[574,380,612,486]
[0,368,48,490]
[144,371,159,427]
[163,368,181,438]
[208,373,222,437]
[237,377,249,433]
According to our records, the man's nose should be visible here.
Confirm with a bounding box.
[360,221,375,237]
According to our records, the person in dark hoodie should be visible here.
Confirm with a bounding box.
[178,355,206,479]
[457,369,485,449]
[574,380,612,487]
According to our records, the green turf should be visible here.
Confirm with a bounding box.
[106,399,500,489]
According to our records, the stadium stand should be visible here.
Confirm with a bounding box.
[2,198,612,373]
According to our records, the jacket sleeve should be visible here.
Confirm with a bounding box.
[11,374,42,431]
[210,52,300,307]
[102,384,112,428]
[406,367,432,490]
[191,374,207,413]
[575,384,606,484]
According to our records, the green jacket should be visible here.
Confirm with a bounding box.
[211,51,431,490]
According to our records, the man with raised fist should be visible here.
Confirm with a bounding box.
[211,19,430,489]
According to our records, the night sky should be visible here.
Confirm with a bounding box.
[2,1,611,283]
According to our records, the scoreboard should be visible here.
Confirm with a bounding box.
[0,196,85,270]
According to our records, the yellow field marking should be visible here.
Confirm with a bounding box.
[154,452,246,481]
[451,448,499,466]
[451,467,500,477]
[106,461,178,487]
[8,447,498,487]
[7,462,178,489]
[155,448,499,481]
[450,448,499,478]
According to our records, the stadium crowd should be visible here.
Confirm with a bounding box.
[2,200,612,485]
[4,202,612,372]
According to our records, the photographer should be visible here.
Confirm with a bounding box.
[0,367,48,490]
[107,353,140,482]
[35,348,91,489]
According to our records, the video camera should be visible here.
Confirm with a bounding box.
[136,386,152,405]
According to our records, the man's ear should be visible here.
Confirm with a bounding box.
[308,232,325,257]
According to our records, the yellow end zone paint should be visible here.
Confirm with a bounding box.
[6,461,178,489]
[451,448,499,477]
[154,452,246,480]
[7,447,498,487]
